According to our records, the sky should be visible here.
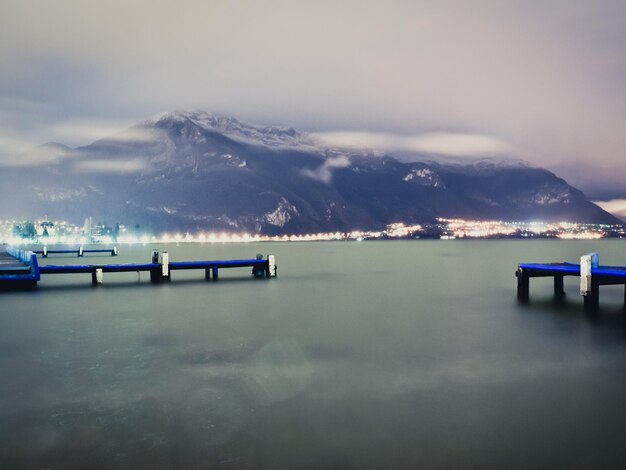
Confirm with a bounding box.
[1,0,625,206]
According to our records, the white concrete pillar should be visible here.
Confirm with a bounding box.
[580,252,598,296]
[268,255,277,277]
[161,252,169,278]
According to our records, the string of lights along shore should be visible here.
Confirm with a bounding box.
[2,217,624,246]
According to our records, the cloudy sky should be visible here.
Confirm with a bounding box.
[1,0,625,202]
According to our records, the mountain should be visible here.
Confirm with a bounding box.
[0,111,620,234]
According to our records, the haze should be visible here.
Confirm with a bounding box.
[1,0,624,206]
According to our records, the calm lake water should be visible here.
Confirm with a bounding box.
[2,240,626,469]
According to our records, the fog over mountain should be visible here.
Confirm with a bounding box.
[0,111,619,233]
[2,1,625,202]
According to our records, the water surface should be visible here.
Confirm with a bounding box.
[2,240,626,468]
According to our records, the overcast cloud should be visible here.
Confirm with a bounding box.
[1,0,624,197]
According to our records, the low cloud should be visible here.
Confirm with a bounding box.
[0,118,151,167]
[72,158,147,173]
[50,121,154,145]
[406,133,512,157]
[0,0,624,196]
[0,137,50,166]
[313,132,512,157]
[301,155,350,184]
[593,199,626,221]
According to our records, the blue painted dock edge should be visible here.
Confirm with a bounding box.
[0,247,40,289]
[0,248,276,290]
[516,253,626,313]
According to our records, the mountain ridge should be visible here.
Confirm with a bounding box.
[1,110,620,233]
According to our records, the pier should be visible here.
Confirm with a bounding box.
[34,245,118,257]
[0,247,40,289]
[0,248,276,289]
[516,253,626,313]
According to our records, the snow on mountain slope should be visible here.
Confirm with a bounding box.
[147,110,320,151]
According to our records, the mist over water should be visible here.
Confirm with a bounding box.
[2,240,626,468]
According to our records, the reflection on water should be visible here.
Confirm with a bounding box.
[2,240,626,468]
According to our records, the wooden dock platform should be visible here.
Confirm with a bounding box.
[0,248,276,289]
[516,253,626,313]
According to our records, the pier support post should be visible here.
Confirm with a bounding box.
[212,266,218,281]
[580,253,598,296]
[516,268,529,301]
[581,253,594,296]
[150,250,161,283]
[252,263,265,278]
[92,268,103,286]
[554,275,565,298]
[161,252,170,282]
[268,255,277,278]
[583,280,600,314]
[150,268,162,283]
[580,253,599,313]
[205,268,211,281]
[253,254,266,278]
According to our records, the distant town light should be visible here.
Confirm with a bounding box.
[0,217,622,244]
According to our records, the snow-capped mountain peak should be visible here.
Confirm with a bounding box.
[147,110,316,149]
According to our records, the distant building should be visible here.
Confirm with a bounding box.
[83,217,93,238]
[37,220,55,237]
